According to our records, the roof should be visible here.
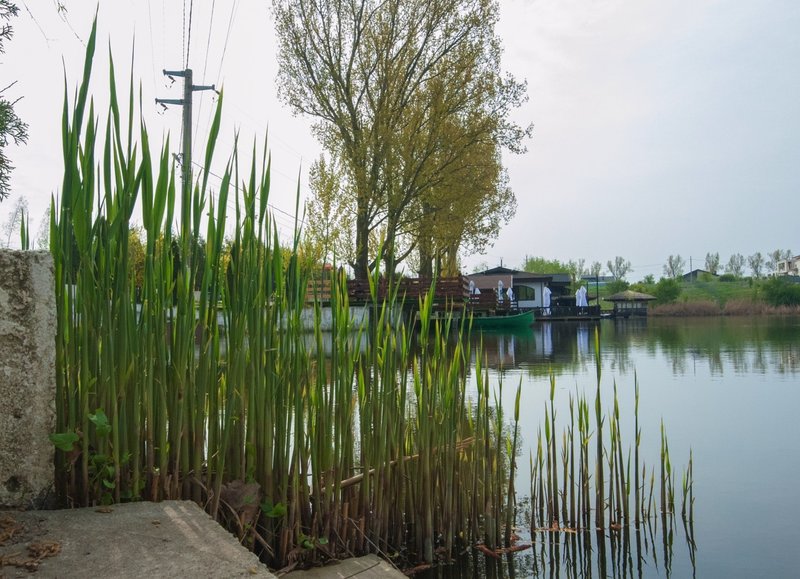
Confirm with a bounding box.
[682,269,717,278]
[468,269,552,288]
[605,290,657,302]
[468,273,513,290]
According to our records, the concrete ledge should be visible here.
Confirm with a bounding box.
[286,554,406,578]
[0,501,276,578]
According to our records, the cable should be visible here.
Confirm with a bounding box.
[190,160,306,227]
[215,0,239,84]
[181,0,186,68]
[147,0,158,92]
[185,0,194,67]
[193,0,216,153]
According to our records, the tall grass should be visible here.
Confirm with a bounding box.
[529,330,694,534]
[49,19,520,569]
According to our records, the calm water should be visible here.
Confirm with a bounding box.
[437,316,800,578]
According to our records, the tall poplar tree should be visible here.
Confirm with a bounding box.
[273,0,530,278]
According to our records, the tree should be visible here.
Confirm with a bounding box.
[748,252,764,278]
[653,277,681,304]
[566,258,586,282]
[35,206,50,249]
[589,261,602,279]
[663,254,685,279]
[0,1,28,202]
[766,250,782,274]
[272,0,531,279]
[522,255,569,274]
[725,253,745,277]
[705,252,720,275]
[607,256,632,281]
[1,193,25,247]
[303,155,356,268]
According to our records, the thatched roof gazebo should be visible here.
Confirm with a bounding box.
[605,289,656,318]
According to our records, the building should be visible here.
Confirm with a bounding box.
[605,290,656,318]
[776,255,800,276]
[682,269,718,282]
[466,266,554,310]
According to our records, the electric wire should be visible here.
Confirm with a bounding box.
[190,160,306,228]
[146,0,158,94]
[192,0,217,154]
[185,0,194,67]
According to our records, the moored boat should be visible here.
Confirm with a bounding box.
[470,309,535,329]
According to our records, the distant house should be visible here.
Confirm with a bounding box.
[776,256,800,276]
[605,290,656,318]
[580,274,615,286]
[467,266,565,310]
[682,269,718,282]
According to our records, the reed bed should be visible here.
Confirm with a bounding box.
[529,330,694,535]
[49,21,521,570]
[650,298,800,317]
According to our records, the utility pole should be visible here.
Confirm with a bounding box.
[156,69,215,205]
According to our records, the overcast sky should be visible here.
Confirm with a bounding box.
[2,0,798,277]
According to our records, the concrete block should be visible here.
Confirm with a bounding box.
[0,250,56,508]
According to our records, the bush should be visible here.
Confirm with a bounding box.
[718,273,737,282]
[762,277,800,307]
[606,280,630,294]
[653,277,681,304]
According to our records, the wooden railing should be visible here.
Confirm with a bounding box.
[304,276,472,306]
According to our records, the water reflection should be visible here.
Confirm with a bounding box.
[470,317,800,377]
[419,517,696,579]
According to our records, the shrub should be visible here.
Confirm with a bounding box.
[606,280,630,294]
[718,273,737,282]
[762,277,800,307]
[653,278,681,304]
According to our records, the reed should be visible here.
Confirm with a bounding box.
[529,339,692,535]
[49,19,522,569]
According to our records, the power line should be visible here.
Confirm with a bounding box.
[215,0,238,84]
[146,0,158,91]
[185,0,195,67]
[190,160,306,227]
[193,0,217,153]
[181,0,186,68]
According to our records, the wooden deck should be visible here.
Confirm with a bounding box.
[533,305,602,321]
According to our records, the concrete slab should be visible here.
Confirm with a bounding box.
[286,554,406,578]
[0,501,276,578]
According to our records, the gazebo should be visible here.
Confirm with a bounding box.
[605,289,656,318]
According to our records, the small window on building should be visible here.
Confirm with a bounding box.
[515,285,536,301]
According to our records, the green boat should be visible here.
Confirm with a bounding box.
[470,309,535,329]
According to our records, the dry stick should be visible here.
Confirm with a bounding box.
[332,437,475,492]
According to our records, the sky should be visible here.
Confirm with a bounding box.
[1,0,798,279]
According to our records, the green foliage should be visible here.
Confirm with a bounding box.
[0,1,28,202]
[273,0,530,277]
[606,280,630,294]
[762,277,800,307]
[642,274,655,284]
[718,273,737,282]
[51,22,522,566]
[49,431,79,452]
[653,278,682,304]
[521,255,569,273]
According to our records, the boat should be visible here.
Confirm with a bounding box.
[470,309,535,329]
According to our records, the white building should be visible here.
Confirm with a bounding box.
[775,255,800,276]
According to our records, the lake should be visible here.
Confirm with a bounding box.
[432,316,800,578]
